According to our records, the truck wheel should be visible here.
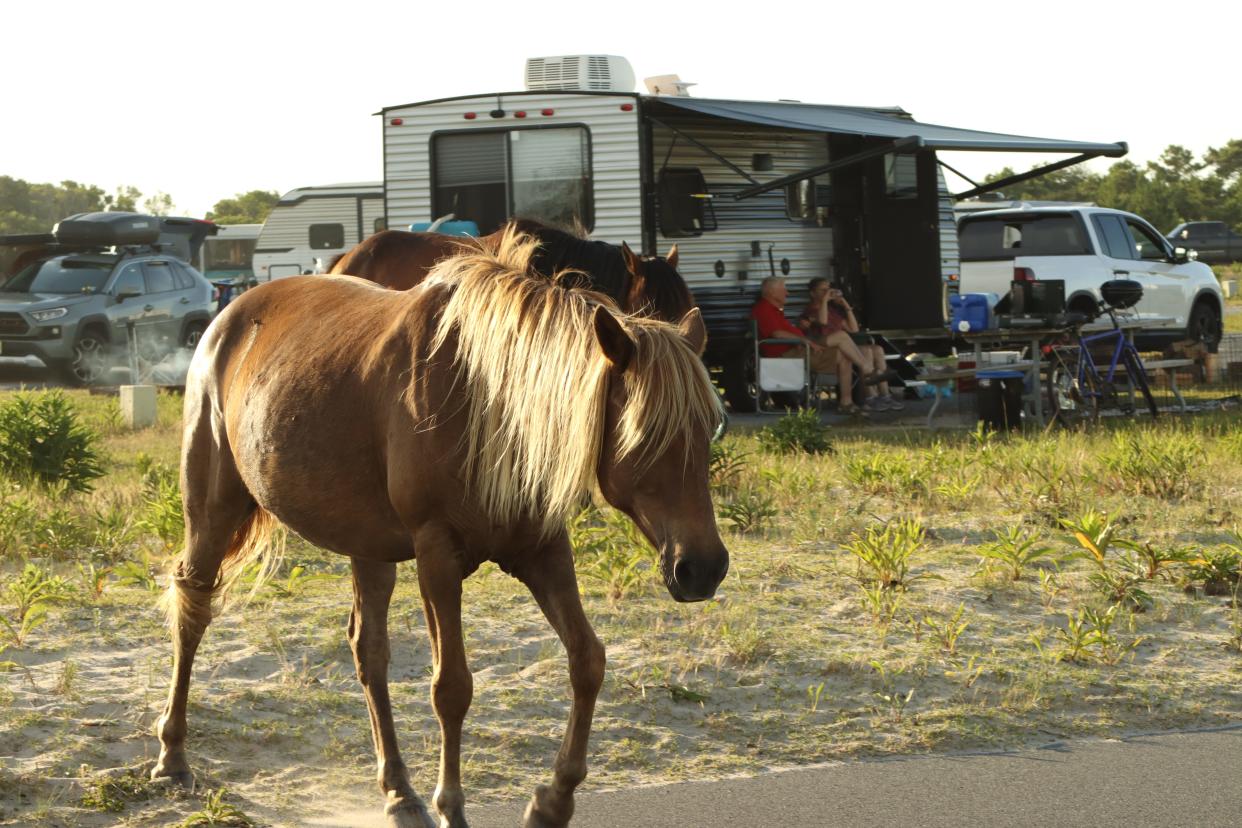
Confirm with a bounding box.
[66,328,112,386]
[1187,300,1221,354]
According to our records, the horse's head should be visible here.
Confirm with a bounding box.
[592,306,728,602]
[620,242,695,322]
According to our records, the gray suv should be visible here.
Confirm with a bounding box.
[0,214,216,384]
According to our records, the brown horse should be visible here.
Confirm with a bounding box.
[330,218,694,322]
[152,230,728,828]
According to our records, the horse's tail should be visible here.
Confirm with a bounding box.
[159,508,285,633]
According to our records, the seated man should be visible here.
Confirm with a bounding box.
[752,276,873,410]
[799,277,902,412]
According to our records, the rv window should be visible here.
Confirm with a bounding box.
[785,178,817,221]
[658,167,715,238]
[885,154,918,199]
[309,223,345,250]
[432,126,594,234]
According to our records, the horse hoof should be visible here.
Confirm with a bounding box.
[385,798,437,828]
[522,792,570,828]
[149,767,195,791]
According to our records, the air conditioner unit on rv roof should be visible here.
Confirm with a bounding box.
[524,55,636,93]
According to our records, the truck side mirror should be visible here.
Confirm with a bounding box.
[1172,246,1196,264]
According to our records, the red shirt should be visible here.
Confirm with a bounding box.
[799,302,846,338]
[751,299,802,357]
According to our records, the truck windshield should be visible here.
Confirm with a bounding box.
[2,257,112,294]
[959,214,1091,260]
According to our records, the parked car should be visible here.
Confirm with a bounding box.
[0,213,216,384]
[958,206,1224,351]
[1166,221,1242,264]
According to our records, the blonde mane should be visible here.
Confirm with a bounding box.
[427,228,721,536]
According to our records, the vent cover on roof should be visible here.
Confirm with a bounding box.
[524,55,636,93]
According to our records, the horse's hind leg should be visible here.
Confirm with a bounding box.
[151,406,255,788]
[349,557,436,828]
[513,535,605,828]
[415,524,473,828]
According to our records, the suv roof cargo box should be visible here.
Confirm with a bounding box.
[158,217,218,262]
[53,212,161,247]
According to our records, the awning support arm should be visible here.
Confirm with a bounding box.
[733,136,925,200]
[647,117,760,186]
[952,153,1100,200]
[936,159,980,189]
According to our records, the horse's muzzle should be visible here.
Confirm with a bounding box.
[667,546,729,602]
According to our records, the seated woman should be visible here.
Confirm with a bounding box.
[799,278,903,412]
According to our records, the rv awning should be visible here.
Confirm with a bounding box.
[644,97,1128,199]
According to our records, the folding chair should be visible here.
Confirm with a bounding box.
[752,322,837,412]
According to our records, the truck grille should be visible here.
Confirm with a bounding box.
[0,313,30,336]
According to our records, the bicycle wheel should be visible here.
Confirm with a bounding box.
[1124,349,1159,419]
[1047,346,1099,427]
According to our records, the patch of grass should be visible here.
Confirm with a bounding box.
[179,788,256,827]
[79,769,158,813]
[757,409,832,454]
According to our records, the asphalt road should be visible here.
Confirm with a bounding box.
[315,727,1242,828]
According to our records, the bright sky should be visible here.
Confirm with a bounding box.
[4,0,1237,219]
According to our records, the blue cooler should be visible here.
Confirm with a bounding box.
[950,293,998,333]
[410,219,479,237]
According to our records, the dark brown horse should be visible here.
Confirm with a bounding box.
[330,218,694,322]
[152,230,727,827]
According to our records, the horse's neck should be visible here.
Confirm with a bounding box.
[535,232,628,303]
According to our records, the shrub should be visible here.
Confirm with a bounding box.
[757,409,832,455]
[0,391,104,492]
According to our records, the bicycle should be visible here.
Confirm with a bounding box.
[1045,279,1159,426]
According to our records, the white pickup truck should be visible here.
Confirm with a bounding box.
[958,206,1223,351]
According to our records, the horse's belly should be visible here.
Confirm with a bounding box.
[227,367,413,559]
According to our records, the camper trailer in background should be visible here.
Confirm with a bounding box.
[194,223,260,283]
[252,183,385,281]
[380,55,1126,410]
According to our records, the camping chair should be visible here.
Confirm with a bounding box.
[752,322,838,412]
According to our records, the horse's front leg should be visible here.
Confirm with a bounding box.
[416,525,473,828]
[514,535,606,828]
[348,558,436,828]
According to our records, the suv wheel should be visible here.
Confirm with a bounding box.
[68,329,112,385]
[1187,300,1221,354]
[183,321,207,350]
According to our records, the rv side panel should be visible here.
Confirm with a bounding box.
[649,120,834,293]
[382,93,642,244]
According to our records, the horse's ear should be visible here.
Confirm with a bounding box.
[593,305,635,372]
[665,244,679,269]
[620,241,642,275]
[678,307,707,355]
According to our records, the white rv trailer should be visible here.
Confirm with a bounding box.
[252,182,385,281]
[380,56,1126,410]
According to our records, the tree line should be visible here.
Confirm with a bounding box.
[978,139,1242,233]
[0,177,278,234]
[4,139,1242,236]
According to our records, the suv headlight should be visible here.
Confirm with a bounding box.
[30,307,68,322]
